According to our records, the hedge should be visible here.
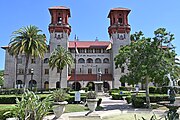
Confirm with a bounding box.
[111,91,131,100]
[125,94,169,105]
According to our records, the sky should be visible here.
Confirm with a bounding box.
[0,0,180,70]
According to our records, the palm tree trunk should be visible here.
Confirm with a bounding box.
[59,69,62,88]
[24,55,29,89]
[145,76,151,108]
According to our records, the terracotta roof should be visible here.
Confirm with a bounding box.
[68,74,112,81]
[48,6,70,10]
[108,7,131,18]
[68,41,110,48]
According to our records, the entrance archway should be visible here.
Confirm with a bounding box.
[72,82,81,91]
[29,80,37,89]
[86,82,95,91]
[16,80,23,88]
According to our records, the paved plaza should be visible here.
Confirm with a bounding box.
[43,96,168,120]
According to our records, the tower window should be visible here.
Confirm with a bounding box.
[118,18,123,24]
[45,69,49,75]
[31,58,36,64]
[121,66,125,73]
[105,68,109,74]
[58,17,62,24]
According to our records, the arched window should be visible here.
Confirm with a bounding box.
[29,80,37,89]
[44,58,49,63]
[16,80,23,88]
[103,58,109,63]
[78,58,85,63]
[56,81,60,88]
[95,58,101,63]
[87,58,93,63]
[72,82,81,91]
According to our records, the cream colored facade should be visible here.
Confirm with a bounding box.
[1,6,131,90]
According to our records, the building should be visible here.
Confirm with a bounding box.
[1,6,131,91]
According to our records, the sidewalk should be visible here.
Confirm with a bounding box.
[43,96,167,120]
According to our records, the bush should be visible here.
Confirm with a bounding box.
[149,86,157,94]
[125,96,131,104]
[131,95,145,108]
[0,96,21,104]
[111,91,131,100]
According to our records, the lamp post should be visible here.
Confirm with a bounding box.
[30,68,34,90]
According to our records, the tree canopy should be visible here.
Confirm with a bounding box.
[115,28,180,108]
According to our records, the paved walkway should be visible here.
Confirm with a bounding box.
[43,96,167,120]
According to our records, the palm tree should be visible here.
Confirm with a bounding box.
[49,46,73,88]
[8,25,47,88]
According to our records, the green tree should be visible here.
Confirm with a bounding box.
[115,28,180,108]
[49,46,73,88]
[8,25,47,88]
[0,70,4,87]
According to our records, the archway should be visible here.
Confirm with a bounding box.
[29,80,37,89]
[16,80,23,88]
[44,81,49,89]
[72,82,81,91]
[86,82,95,91]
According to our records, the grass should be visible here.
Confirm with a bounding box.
[65,104,88,113]
[0,104,16,110]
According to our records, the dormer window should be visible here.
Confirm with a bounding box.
[58,17,62,24]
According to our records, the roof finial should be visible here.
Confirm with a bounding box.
[74,34,77,40]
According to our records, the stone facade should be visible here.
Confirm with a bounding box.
[1,6,131,90]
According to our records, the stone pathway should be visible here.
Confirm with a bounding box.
[43,96,166,120]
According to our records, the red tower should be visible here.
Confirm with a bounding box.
[108,7,131,36]
[48,6,71,35]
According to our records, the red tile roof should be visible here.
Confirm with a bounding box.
[68,41,110,48]
[48,6,70,10]
[68,74,112,81]
[108,7,131,18]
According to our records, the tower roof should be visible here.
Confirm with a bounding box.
[48,6,71,17]
[108,7,131,18]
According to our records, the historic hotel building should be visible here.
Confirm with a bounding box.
[1,6,131,91]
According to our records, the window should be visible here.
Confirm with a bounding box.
[95,58,101,63]
[58,17,62,24]
[86,49,93,53]
[79,48,85,53]
[80,68,82,73]
[45,69,49,75]
[87,58,93,63]
[31,58,36,64]
[88,69,92,74]
[44,58,49,63]
[103,58,109,63]
[78,58,85,63]
[118,18,123,24]
[69,48,75,53]
[17,58,22,64]
[95,49,101,53]
[103,49,110,53]
[18,69,24,74]
[121,66,125,73]
[105,68,109,74]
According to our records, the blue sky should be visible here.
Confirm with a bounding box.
[0,0,180,70]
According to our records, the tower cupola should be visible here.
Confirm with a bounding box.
[48,6,71,35]
[108,7,131,36]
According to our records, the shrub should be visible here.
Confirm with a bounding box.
[131,96,145,108]
[149,86,157,94]
[111,91,131,100]
[0,96,21,104]
[125,96,131,104]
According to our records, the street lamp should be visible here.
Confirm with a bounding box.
[30,68,34,90]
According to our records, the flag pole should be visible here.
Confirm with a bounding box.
[74,39,77,91]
